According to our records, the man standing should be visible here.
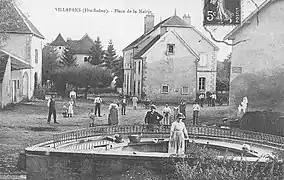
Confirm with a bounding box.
[199,93,205,107]
[162,103,172,125]
[47,95,58,124]
[121,96,128,115]
[69,88,77,107]
[144,105,163,131]
[211,93,217,107]
[192,101,200,126]
[94,95,102,117]
[132,96,138,110]
[179,99,186,117]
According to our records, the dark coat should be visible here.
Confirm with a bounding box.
[144,111,163,125]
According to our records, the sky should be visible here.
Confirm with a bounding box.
[17,0,265,61]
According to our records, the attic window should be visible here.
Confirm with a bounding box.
[167,44,175,55]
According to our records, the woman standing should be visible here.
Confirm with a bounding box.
[168,113,189,155]
[108,101,119,125]
[68,98,74,117]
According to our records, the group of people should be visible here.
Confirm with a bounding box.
[198,92,217,107]
[46,93,201,155]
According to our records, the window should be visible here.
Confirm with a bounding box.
[134,62,137,73]
[199,53,208,67]
[59,47,62,50]
[161,85,169,93]
[181,86,189,95]
[17,80,20,89]
[138,80,140,95]
[35,49,38,64]
[198,77,206,91]
[167,44,175,55]
[138,61,141,75]
[84,56,88,62]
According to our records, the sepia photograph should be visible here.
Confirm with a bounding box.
[1,0,284,179]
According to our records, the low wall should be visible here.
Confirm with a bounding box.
[25,148,171,180]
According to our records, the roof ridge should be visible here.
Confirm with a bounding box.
[224,0,272,40]
[13,5,44,39]
[171,30,200,59]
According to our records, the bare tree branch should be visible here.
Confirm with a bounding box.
[203,25,248,46]
[250,0,260,25]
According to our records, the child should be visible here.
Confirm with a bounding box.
[68,99,74,117]
[89,109,96,127]
[62,102,69,118]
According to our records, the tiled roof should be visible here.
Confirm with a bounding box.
[124,14,219,58]
[50,33,67,46]
[134,35,161,58]
[123,17,171,51]
[0,50,32,71]
[0,52,9,83]
[224,0,273,40]
[161,15,189,27]
[67,34,94,54]
[2,5,44,39]
[11,56,32,70]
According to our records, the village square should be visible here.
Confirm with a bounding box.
[1,0,284,179]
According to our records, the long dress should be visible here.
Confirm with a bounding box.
[108,103,118,125]
[168,121,188,154]
[68,101,74,116]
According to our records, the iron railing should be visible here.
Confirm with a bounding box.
[52,125,284,148]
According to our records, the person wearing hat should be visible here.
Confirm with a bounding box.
[144,104,163,131]
[168,113,188,154]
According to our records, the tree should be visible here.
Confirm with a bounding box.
[89,37,104,66]
[61,64,113,98]
[60,46,77,67]
[42,44,59,83]
[104,39,117,69]
[0,0,22,47]
[112,56,124,88]
[216,53,231,91]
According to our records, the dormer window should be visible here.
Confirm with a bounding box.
[167,44,175,55]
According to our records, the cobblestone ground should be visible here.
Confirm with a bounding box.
[0,99,229,175]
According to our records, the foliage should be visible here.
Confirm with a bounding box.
[0,0,21,46]
[103,39,117,69]
[172,142,284,180]
[216,53,231,91]
[33,86,48,100]
[60,45,77,67]
[89,37,105,66]
[42,44,59,83]
[231,68,284,109]
[112,56,124,88]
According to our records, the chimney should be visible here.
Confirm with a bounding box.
[144,13,155,34]
[183,14,191,26]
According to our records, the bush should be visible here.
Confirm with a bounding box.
[33,86,48,100]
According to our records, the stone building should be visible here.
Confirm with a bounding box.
[224,0,284,106]
[123,12,219,102]
[50,33,94,65]
[0,5,44,108]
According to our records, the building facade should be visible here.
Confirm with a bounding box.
[0,5,44,108]
[224,0,284,107]
[50,33,94,65]
[123,13,219,102]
